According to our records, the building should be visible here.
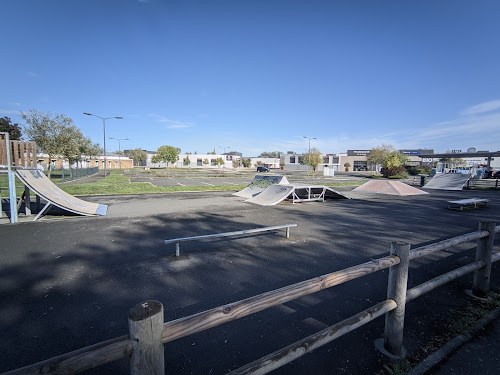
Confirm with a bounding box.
[280,149,435,172]
[146,152,242,169]
[37,153,133,170]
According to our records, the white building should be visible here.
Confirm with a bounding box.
[146,153,242,169]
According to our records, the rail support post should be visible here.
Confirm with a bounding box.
[472,221,496,298]
[129,300,165,375]
[382,241,410,358]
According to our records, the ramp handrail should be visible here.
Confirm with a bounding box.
[4,222,499,375]
[164,224,297,256]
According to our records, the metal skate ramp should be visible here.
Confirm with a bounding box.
[244,184,349,206]
[423,173,472,191]
[233,175,289,198]
[15,169,107,220]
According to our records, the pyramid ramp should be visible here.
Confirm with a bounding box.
[353,180,429,196]
[15,169,107,219]
[423,173,472,191]
[245,184,350,206]
[233,175,289,198]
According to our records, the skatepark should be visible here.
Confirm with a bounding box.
[1,178,499,374]
[2,135,500,374]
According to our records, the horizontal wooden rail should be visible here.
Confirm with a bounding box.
[164,224,297,256]
[161,255,399,343]
[3,334,131,375]
[406,261,486,302]
[409,230,489,260]
[227,299,397,375]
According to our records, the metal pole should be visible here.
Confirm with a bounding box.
[103,118,107,177]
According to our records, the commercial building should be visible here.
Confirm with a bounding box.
[280,149,435,172]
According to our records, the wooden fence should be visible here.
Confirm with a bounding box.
[0,134,37,169]
[4,221,499,375]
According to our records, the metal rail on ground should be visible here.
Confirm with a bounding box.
[164,224,298,256]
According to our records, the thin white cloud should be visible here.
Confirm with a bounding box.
[461,99,500,116]
[148,114,193,129]
[26,71,39,78]
[9,102,22,107]
[0,109,21,115]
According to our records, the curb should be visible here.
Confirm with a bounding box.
[408,305,500,375]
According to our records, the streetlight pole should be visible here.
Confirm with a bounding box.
[83,113,123,177]
[109,137,129,169]
[218,146,230,169]
[303,136,316,175]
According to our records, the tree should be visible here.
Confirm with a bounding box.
[368,145,408,177]
[154,145,179,167]
[301,147,322,171]
[183,155,191,166]
[242,158,251,168]
[0,117,22,140]
[21,109,75,177]
[344,162,351,171]
[114,150,125,156]
[232,158,239,168]
[128,148,147,166]
[215,157,224,166]
[203,158,209,167]
[367,145,394,171]
[258,151,280,158]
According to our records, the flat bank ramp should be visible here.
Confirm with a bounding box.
[16,169,107,217]
[353,180,428,195]
[233,175,289,198]
[424,173,472,191]
[245,184,349,206]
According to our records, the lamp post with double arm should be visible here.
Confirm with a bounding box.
[83,113,123,177]
[109,137,129,169]
[303,136,316,175]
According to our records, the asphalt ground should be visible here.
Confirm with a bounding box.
[1,187,499,374]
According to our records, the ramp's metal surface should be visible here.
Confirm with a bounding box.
[245,184,349,206]
[244,184,294,205]
[353,180,429,195]
[15,169,107,216]
[233,175,289,198]
[423,173,472,191]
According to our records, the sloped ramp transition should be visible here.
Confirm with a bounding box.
[423,173,472,191]
[233,175,289,198]
[245,184,349,206]
[15,169,108,219]
[353,180,429,196]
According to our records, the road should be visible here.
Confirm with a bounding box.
[1,187,499,374]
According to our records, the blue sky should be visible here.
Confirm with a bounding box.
[2,0,500,156]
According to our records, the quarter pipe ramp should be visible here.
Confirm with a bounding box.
[233,175,289,198]
[423,173,472,191]
[15,169,107,219]
[244,184,349,206]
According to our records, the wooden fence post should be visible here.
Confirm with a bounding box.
[383,241,410,357]
[472,221,496,298]
[129,300,165,375]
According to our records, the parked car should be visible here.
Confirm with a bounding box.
[256,166,270,172]
[492,171,500,179]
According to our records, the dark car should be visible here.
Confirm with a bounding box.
[492,171,500,179]
[256,166,270,172]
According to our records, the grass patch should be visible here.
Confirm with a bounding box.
[377,289,500,375]
[57,172,247,195]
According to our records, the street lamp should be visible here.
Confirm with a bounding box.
[109,137,129,169]
[303,136,316,175]
[83,113,123,177]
